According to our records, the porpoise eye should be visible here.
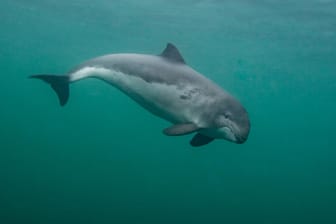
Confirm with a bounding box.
[224,112,231,119]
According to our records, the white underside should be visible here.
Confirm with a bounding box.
[69,66,213,126]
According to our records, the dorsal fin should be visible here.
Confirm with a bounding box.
[160,43,186,64]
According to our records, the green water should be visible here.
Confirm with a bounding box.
[1,0,336,223]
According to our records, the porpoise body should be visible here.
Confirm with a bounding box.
[31,43,250,146]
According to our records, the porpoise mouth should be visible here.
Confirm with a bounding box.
[221,126,249,144]
[235,135,248,144]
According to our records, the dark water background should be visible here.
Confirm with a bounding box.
[1,0,336,223]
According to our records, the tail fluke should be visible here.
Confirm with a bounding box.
[30,74,69,106]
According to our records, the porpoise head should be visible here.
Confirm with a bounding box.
[204,96,250,144]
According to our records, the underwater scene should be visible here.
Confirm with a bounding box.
[1,0,335,223]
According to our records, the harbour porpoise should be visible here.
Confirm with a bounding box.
[30,43,250,146]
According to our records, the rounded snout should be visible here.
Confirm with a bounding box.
[235,120,250,144]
